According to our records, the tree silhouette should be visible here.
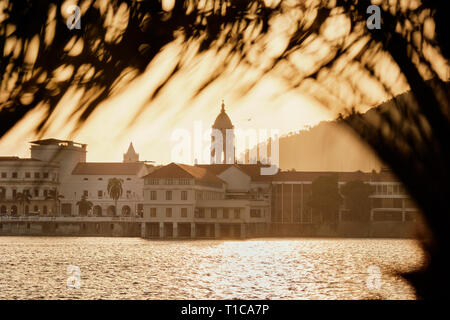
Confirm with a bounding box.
[76,194,92,216]
[341,180,372,222]
[14,191,32,216]
[45,188,64,216]
[308,174,342,224]
[107,178,123,216]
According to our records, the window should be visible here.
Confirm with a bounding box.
[181,191,187,200]
[166,208,172,217]
[61,203,72,215]
[150,208,157,217]
[234,208,240,219]
[166,190,172,200]
[83,190,88,197]
[43,206,47,215]
[98,190,103,198]
[166,178,175,185]
[1,172,6,178]
[43,189,48,198]
[150,191,157,200]
[83,177,88,181]
[382,185,387,195]
[223,208,229,219]
[387,185,393,195]
[12,189,17,198]
[180,178,190,185]
[126,178,131,181]
[393,185,399,194]
[181,208,188,218]
[34,172,40,179]
[43,172,49,179]
[12,172,18,178]
[126,190,132,198]
[25,172,31,178]
[147,179,159,185]
[250,209,261,218]
[98,177,103,181]
[211,208,217,218]
[34,189,39,197]
[198,208,205,218]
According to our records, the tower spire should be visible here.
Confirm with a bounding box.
[221,99,225,112]
[123,142,139,162]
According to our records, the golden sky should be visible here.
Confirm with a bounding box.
[0,40,334,165]
[1,0,446,165]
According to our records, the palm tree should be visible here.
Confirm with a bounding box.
[107,178,123,216]
[76,195,93,217]
[15,191,32,216]
[45,188,64,216]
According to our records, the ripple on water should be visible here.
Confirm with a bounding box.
[0,237,424,300]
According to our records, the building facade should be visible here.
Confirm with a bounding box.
[141,163,271,238]
[0,104,421,238]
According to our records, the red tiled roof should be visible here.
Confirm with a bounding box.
[71,162,145,175]
[143,163,225,185]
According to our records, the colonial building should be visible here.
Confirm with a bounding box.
[142,163,271,238]
[0,102,421,238]
[0,139,154,218]
[0,156,59,216]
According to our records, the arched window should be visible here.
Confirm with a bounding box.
[11,205,17,215]
[25,205,29,215]
[121,205,131,216]
[93,205,102,216]
[43,206,47,215]
[34,205,38,213]
[0,205,6,215]
[107,206,116,216]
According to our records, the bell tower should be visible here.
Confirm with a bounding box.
[211,100,235,164]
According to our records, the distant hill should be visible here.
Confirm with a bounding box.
[241,116,381,172]
[277,120,381,172]
[243,111,388,172]
[244,80,449,172]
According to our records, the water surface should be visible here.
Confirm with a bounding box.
[0,237,423,299]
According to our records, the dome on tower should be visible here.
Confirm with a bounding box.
[212,101,234,129]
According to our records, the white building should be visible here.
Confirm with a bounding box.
[0,156,59,216]
[0,139,154,218]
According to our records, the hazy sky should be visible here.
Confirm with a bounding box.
[0,40,334,165]
[3,1,443,165]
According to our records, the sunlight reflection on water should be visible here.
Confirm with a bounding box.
[0,237,423,299]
